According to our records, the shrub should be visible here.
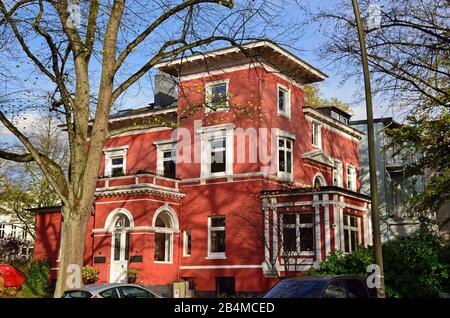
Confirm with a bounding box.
[24,259,51,296]
[82,265,100,284]
[307,230,450,297]
[307,248,374,276]
[383,230,449,298]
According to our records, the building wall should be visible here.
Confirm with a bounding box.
[33,61,369,294]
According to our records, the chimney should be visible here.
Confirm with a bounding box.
[154,72,177,108]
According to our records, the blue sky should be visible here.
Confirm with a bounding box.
[1,0,398,143]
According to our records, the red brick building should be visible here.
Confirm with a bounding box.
[33,41,372,295]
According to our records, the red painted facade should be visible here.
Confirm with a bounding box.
[33,42,371,295]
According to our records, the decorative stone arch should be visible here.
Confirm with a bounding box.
[104,208,134,231]
[152,205,179,229]
[313,172,327,187]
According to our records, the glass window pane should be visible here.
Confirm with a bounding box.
[163,160,176,179]
[344,279,368,298]
[211,230,226,253]
[99,288,120,298]
[344,230,350,253]
[283,213,296,225]
[300,213,313,224]
[210,83,227,107]
[279,150,285,172]
[286,140,292,149]
[283,228,296,252]
[163,151,172,158]
[279,139,284,147]
[211,158,226,173]
[324,281,347,298]
[114,232,121,260]
[212,138,226,149]
[287,152,292,173]
[278,89,285,112]
[300,227,314,251]
[120,286,152,298]
[211,217,225,227]
[125,232,130,260]
[154,232,166,261]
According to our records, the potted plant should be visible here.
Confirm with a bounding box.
[82,265,100,285]
[127,268,139,284]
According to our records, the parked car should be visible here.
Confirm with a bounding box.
[263,276,377,298]
[62,283,162,298]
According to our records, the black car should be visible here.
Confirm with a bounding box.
[263,276,377,298]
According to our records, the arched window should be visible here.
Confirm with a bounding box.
[313,173,326,188]
[154,209,178,263]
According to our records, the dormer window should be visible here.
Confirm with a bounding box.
[205,80,229,113]
[312,122,321,148]
[104,147,127,177]
[277,84,291,118]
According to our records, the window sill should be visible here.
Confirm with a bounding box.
[154,261,173,264]
[277,172,293,181]
[277,111,291,120]
[205,254,227,260]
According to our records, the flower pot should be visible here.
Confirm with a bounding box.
[83,278,97,285]
[127,276,136,284]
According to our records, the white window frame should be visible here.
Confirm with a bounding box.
[333,158,343,187]
[346,163,357,191]
[154,231,173,264]
[11,225,16,238]
[104,146,128,177]
[198,124,235,178]
[313,172,326,187]
[205,79,229,113]
[343,215,360,254]
[206,216,226,260]
[277,84,291,119]
[276,130,296,180]
[155,140,176,178]
[183,230,191,257]
[312,121,322,148]
[280,213,314,257]
[0,224,5,238]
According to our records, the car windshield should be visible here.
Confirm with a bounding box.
[264,280,327,298]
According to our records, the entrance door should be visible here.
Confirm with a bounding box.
[110,215,130,283]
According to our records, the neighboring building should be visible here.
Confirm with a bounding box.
[350,118,425,242]
[0,213,34,258]
[33,41,372,295]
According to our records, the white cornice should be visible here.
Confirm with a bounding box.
[304,108,364,142]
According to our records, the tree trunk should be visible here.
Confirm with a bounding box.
[53,206,90,298]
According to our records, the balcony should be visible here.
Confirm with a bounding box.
[96,168,181,197]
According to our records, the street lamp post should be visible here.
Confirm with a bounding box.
[351,0,385,298]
